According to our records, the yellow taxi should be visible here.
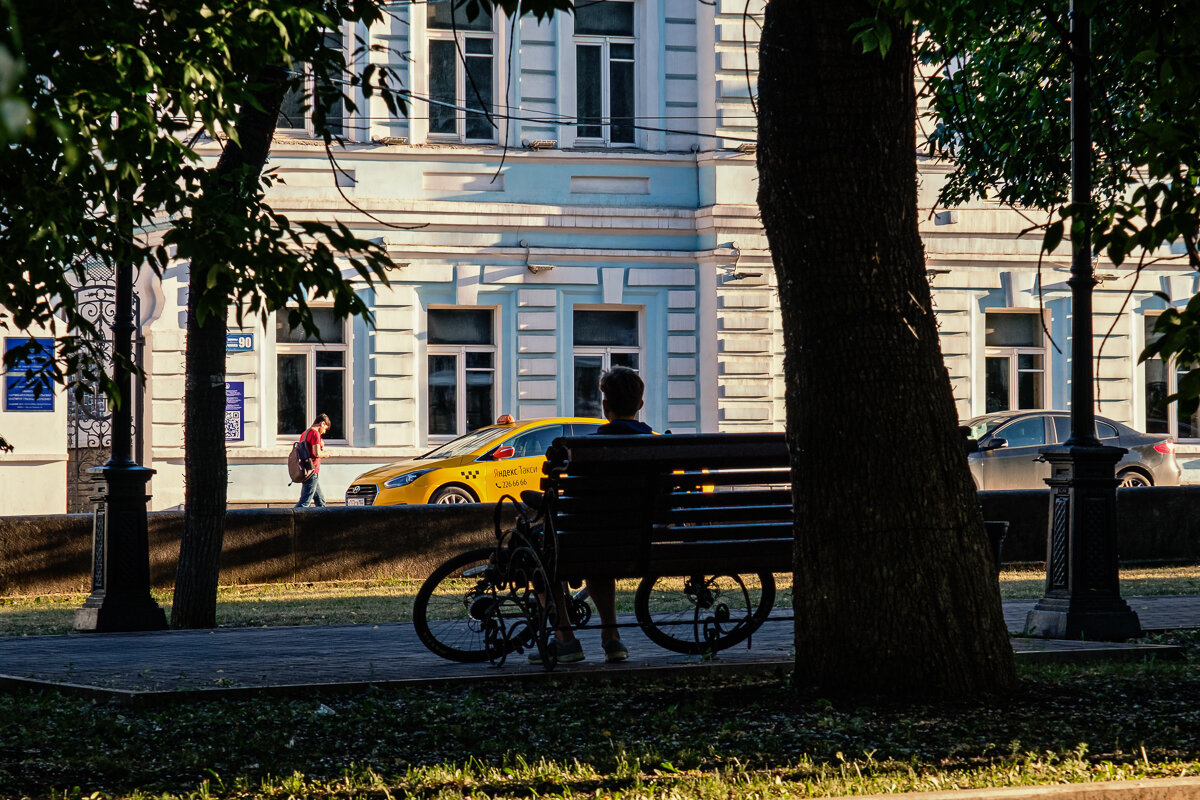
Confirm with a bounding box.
[344,416,608,506]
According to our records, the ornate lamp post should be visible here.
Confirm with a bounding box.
[75,183,168,633]
[1024,1,1140,640]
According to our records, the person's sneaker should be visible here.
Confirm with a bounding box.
[603,639,629,663]
[528,638,585,665]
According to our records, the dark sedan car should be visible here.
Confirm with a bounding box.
[962,410,1181,490]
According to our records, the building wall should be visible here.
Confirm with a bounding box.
[8,2,1198,515]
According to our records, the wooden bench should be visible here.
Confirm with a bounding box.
[541,432,794,580]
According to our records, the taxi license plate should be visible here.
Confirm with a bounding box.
[346,497,366,506]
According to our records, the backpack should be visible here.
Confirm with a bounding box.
[288,437,315,484]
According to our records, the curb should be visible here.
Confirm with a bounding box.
[844,776,1200,799]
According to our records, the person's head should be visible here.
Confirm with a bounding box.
[312,413,331,434]
[599,366,644,420]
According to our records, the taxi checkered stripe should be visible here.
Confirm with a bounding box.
[461,469,481,479]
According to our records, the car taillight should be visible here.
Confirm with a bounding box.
[1154,440,1175,454]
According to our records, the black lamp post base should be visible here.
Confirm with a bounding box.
[1024,444,1140,642]
[1025,596,1141,641]
[75,594,168,633]
[74,462,169,633]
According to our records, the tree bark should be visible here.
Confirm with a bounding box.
[172,67,287,629]
[757,2,1017,697]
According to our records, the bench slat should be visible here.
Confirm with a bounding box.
[651,521,793,540]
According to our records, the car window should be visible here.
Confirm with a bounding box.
[995,416,1046,447]
[1052,415,1070,443]
[504,425,564,459]
[1053,415,1119,442]
[569,423,602,436]
[965,415,1010,440]
[417,426,510,459]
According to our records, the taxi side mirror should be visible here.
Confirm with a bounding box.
[492,446,516,460]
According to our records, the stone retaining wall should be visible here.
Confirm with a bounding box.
[981,486,1200,564]
[0,505,501,596]
[2,486,1197,595]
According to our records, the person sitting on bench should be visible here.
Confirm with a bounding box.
[533,365,652,664]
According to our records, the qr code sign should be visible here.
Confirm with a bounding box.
[224,410,243,442]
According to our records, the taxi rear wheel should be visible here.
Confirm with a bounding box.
[432,485,476,504]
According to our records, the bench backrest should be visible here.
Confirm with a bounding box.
[542,433,793,578]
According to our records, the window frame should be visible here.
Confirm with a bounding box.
[573,0,637,148]
[426,13,498,144]
[275,309,350,445]
[983,310,1047,414]
[1142,310,1200,442]
[426,306,499,442]
[571,305,643,418]
[276,28,349,140]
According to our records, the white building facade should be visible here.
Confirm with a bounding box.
[1,0,1197,514]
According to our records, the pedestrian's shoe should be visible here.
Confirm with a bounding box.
[603,639,629,663]
[528,638,585,664]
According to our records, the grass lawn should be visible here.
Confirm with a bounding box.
[4,564,1200,636]
[3,566,1200,797]
[4,640,1200,798]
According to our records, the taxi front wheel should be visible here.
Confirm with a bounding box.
[432,485,476,504]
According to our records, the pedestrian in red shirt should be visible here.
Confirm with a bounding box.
[295,413,332,508]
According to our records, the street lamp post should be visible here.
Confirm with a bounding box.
[1024,1,1139,641]
[75,181,168,633]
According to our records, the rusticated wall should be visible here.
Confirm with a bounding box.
[0,505,502,596]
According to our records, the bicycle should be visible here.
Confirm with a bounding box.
[412,489,777,666]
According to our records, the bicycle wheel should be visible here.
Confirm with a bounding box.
[634,572,776,655]
[413,547,521,663]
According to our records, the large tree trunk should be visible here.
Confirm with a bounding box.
[172,68,287,629]
[758,2,1016,697]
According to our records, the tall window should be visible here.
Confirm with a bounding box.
[1144,314,1200,440]
[276,309,348,440]
[573,309,640,417]
[428,308,496,437]
[575,0,635,146]
[984,312,1045,413]
[427,2,495,142]
[278,30,346,138]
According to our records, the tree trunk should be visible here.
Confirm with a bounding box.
[757,2,1017,697]
[172,68,287,629]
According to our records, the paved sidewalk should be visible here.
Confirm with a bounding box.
[0,596,1193,704]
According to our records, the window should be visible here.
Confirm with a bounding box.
[276,309,347,440]
[573,308,640,417]
[984,312,1045,413]
[995,416,1045,448]
[1144,314,1200,440]
[278,30,346,138]
[427,1,496,142]
[505,425,564,458]
[575,0,635,145]
[428,308,496,437]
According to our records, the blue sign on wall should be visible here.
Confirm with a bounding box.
[226,332,255,353]
[225,382,245,442]
[4,337,55,412]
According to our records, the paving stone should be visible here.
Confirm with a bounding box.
[0,596,1192,704]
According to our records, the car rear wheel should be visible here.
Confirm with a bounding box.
[1117,469,1152,488]
[432,485,476,504]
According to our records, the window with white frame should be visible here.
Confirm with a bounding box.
[277,29,347,138]
[984,311,1045,413]
[573,308,640,417]
[574,0,635,146]
[276,309,348,441]
[427,1,496,142]
[1144,313,1200,440]
[428,308,496,437]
